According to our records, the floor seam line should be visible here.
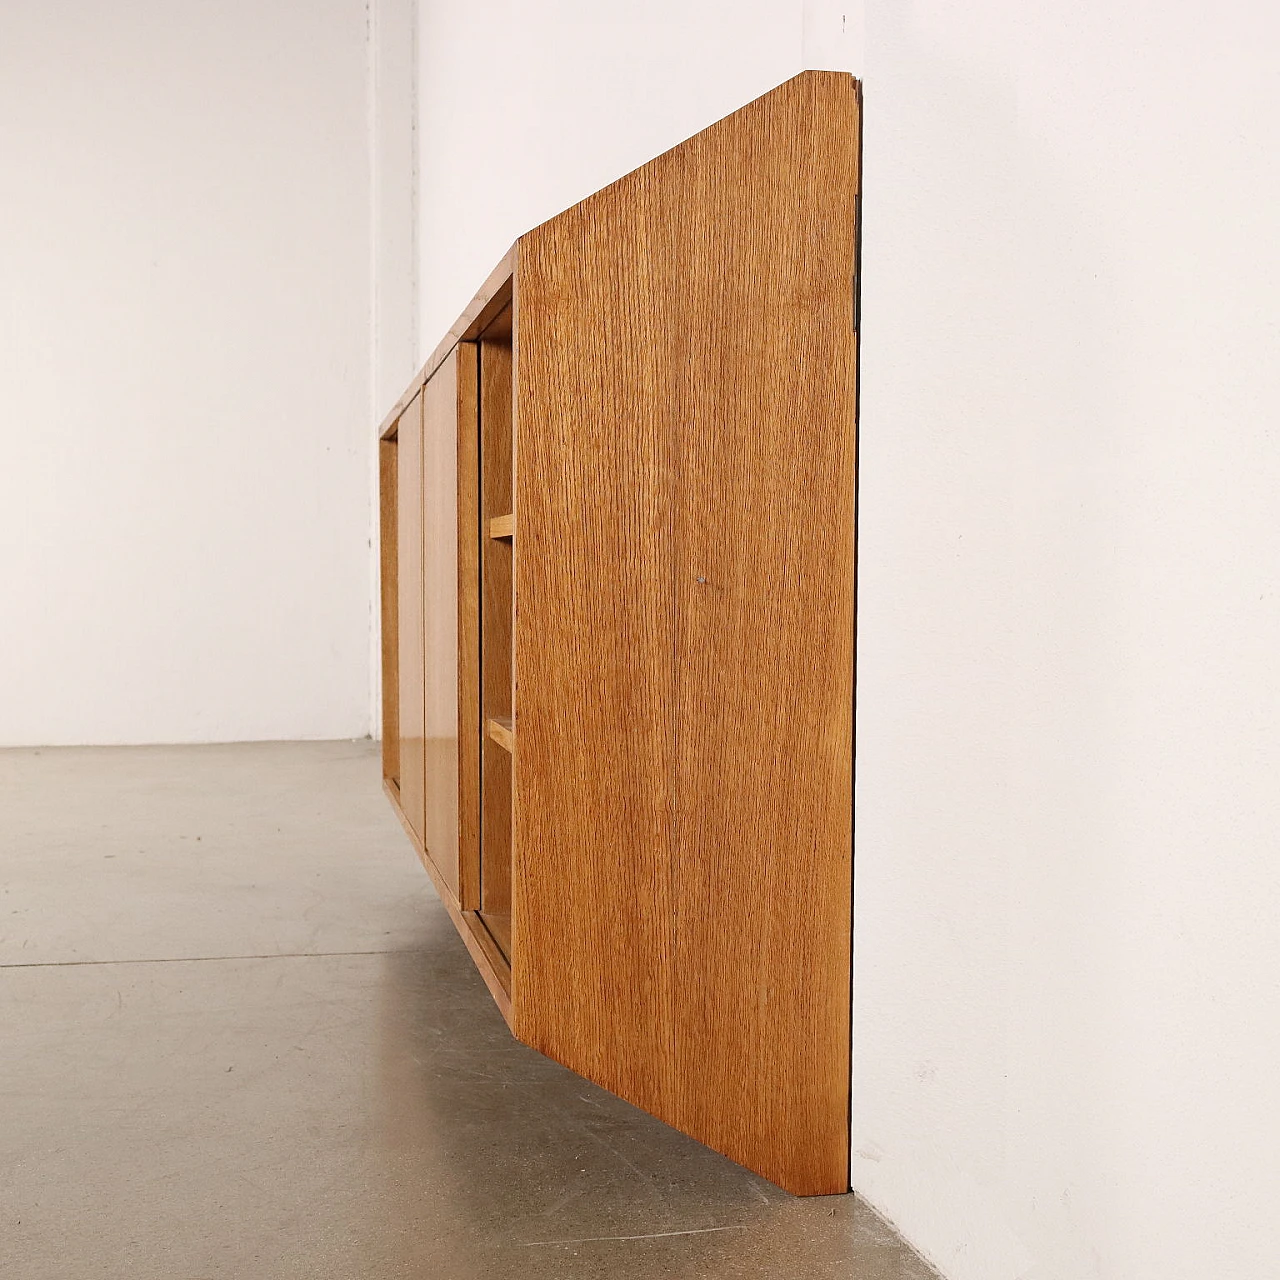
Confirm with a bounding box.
[0,947,427,970]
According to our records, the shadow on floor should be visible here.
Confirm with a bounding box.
[0,741,936,1279]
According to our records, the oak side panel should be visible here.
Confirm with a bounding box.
[513,70,859,1193]
[396,391,426,842]
[669,72,859,1196]
[379,437,400,784]
[422,350,461,897]
[456,341,481,911]
[479,306,514,958]
[513,162,680,1119]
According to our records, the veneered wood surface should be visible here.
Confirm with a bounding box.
[669,73,859,1195]
[456,341,481,910]
[395,390,426,843]
[421,350,461,897]
[512,138,683,1122]
[513,71,859,1194]
[479,307,514,960]
[379,437,399,786]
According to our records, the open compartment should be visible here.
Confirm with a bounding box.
[478,301,514,960]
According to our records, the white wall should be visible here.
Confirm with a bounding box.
[371,0,419,416]
[0,0,374,745]
[369,0,421,742]
[854,2,1280,1278]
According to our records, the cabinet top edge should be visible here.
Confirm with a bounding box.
[377,243,517,440]
[376,69,861,442]
[520,70,860,247]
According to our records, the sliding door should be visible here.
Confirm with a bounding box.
[396,391,426,842]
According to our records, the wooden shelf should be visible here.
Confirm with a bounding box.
[488,514,514,539]
[487,716,514,753]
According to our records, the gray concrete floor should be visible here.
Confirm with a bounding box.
[0,740,936,1280]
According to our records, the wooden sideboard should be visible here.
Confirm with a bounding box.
[378,70,861,1196]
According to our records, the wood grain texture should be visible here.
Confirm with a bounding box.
[479,304,515,961]
[395,390,426,843]
[512,136,682,1122]
[669,72,859,1196]
[456,340,481,910]
[487,514,515,539]
[421,350,461,897]
[379,437,399,785]
[513,71,860,1194]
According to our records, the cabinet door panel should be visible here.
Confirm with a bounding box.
[478,310,513,955]
[379,438,399,785]
[422,351,461,897]
[396,391,426,842]
[456,341,481,911]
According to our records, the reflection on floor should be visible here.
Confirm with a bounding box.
[0,740,938,1280]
